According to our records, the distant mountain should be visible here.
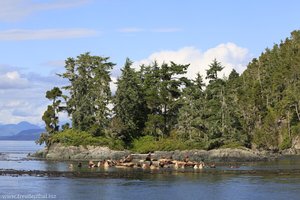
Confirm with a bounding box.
[0,128,44,141]
[0,121,41,137]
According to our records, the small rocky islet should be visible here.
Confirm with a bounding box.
[33,143,277,163]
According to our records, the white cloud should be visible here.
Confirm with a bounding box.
[110,77,117,95]
[12,101,41,117]
[0,88,48,124]
[0,71,29,89]
[134,43,252,81]
[0,0,91,22]
[0,67,69,124]
[0,29,98,41]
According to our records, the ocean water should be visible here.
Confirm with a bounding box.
[0,141,300,200]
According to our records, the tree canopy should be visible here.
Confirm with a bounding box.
[40,30,300,152]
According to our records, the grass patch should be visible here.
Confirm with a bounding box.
[220,141,245,149]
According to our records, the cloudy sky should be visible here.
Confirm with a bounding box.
[0,0,299,125]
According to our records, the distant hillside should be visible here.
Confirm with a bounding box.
[0,121,41,137]
[0,128,44,141]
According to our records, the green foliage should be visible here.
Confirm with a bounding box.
[50,129,125,150]
[131,135,205,153]
[220,141,245,149]
[46,87,62,101]
[206,138,224,150]
[241,30,300,149]
[131,135,157,153]
[42,105,57,133]
[40,87,65,146]
[177,73,207,142]
[206,59,224,82]
[36,133,51,147]
[140,61,190,137]
[155,138,190,151]
[39,30,300,152]
[113,58,148,143]
[291,124,300,137]
[279,135,292,150]
[143,114,164,137]
[60,53,114,132]
[43,87,64,133]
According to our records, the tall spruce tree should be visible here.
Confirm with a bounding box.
[60,53,114,135]
[177,73,206,142]
[204,59,225,149]
[113,58,148,143]
[223,69,249,147]
[206,59,224,82]
[142,61,190,138]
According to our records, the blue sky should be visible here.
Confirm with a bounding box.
[0,0,299,124]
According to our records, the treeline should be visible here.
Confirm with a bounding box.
[38,30,300,152]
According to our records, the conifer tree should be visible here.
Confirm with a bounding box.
[142,61,190,138]
[60,53,114,135]
[204,59,225,149]
[39,87,64,146]
[177,73,206,142]
[113,58,148,143]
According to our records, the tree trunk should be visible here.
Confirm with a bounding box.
[221,87,225,133]
[294,103,300,121]
[163,104,167,137]
[287,110,291,138]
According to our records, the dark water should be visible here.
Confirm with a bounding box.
[0,141,300,200]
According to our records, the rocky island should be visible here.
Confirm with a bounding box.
[32,143,297,163]
[34,31,300,168]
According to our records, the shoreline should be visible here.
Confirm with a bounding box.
[31,143,299,162]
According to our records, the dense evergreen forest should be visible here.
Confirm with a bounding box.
[38,30,300,153]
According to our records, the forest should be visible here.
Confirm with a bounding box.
[38,30,300,153]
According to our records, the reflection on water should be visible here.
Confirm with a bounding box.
[0,141,300,200]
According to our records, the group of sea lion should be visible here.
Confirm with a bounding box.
[69,154,217,170]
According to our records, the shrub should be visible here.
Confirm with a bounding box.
[131,135,206,153]
[206,138,224,150]
[131,135,158,153]
[279,136,292,150]
[220,141,244,149]
[50,129,125,150]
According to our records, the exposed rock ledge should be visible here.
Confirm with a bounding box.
[33,143,130,161]
[32,143,274,162]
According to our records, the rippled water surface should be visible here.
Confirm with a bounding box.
[0,141,300,200]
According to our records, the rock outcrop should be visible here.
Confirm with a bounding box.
[142,148,269,162]
[33,143,130,160]
[293,136,300,150]
[280,136,300,155]
[33,143,271,162]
